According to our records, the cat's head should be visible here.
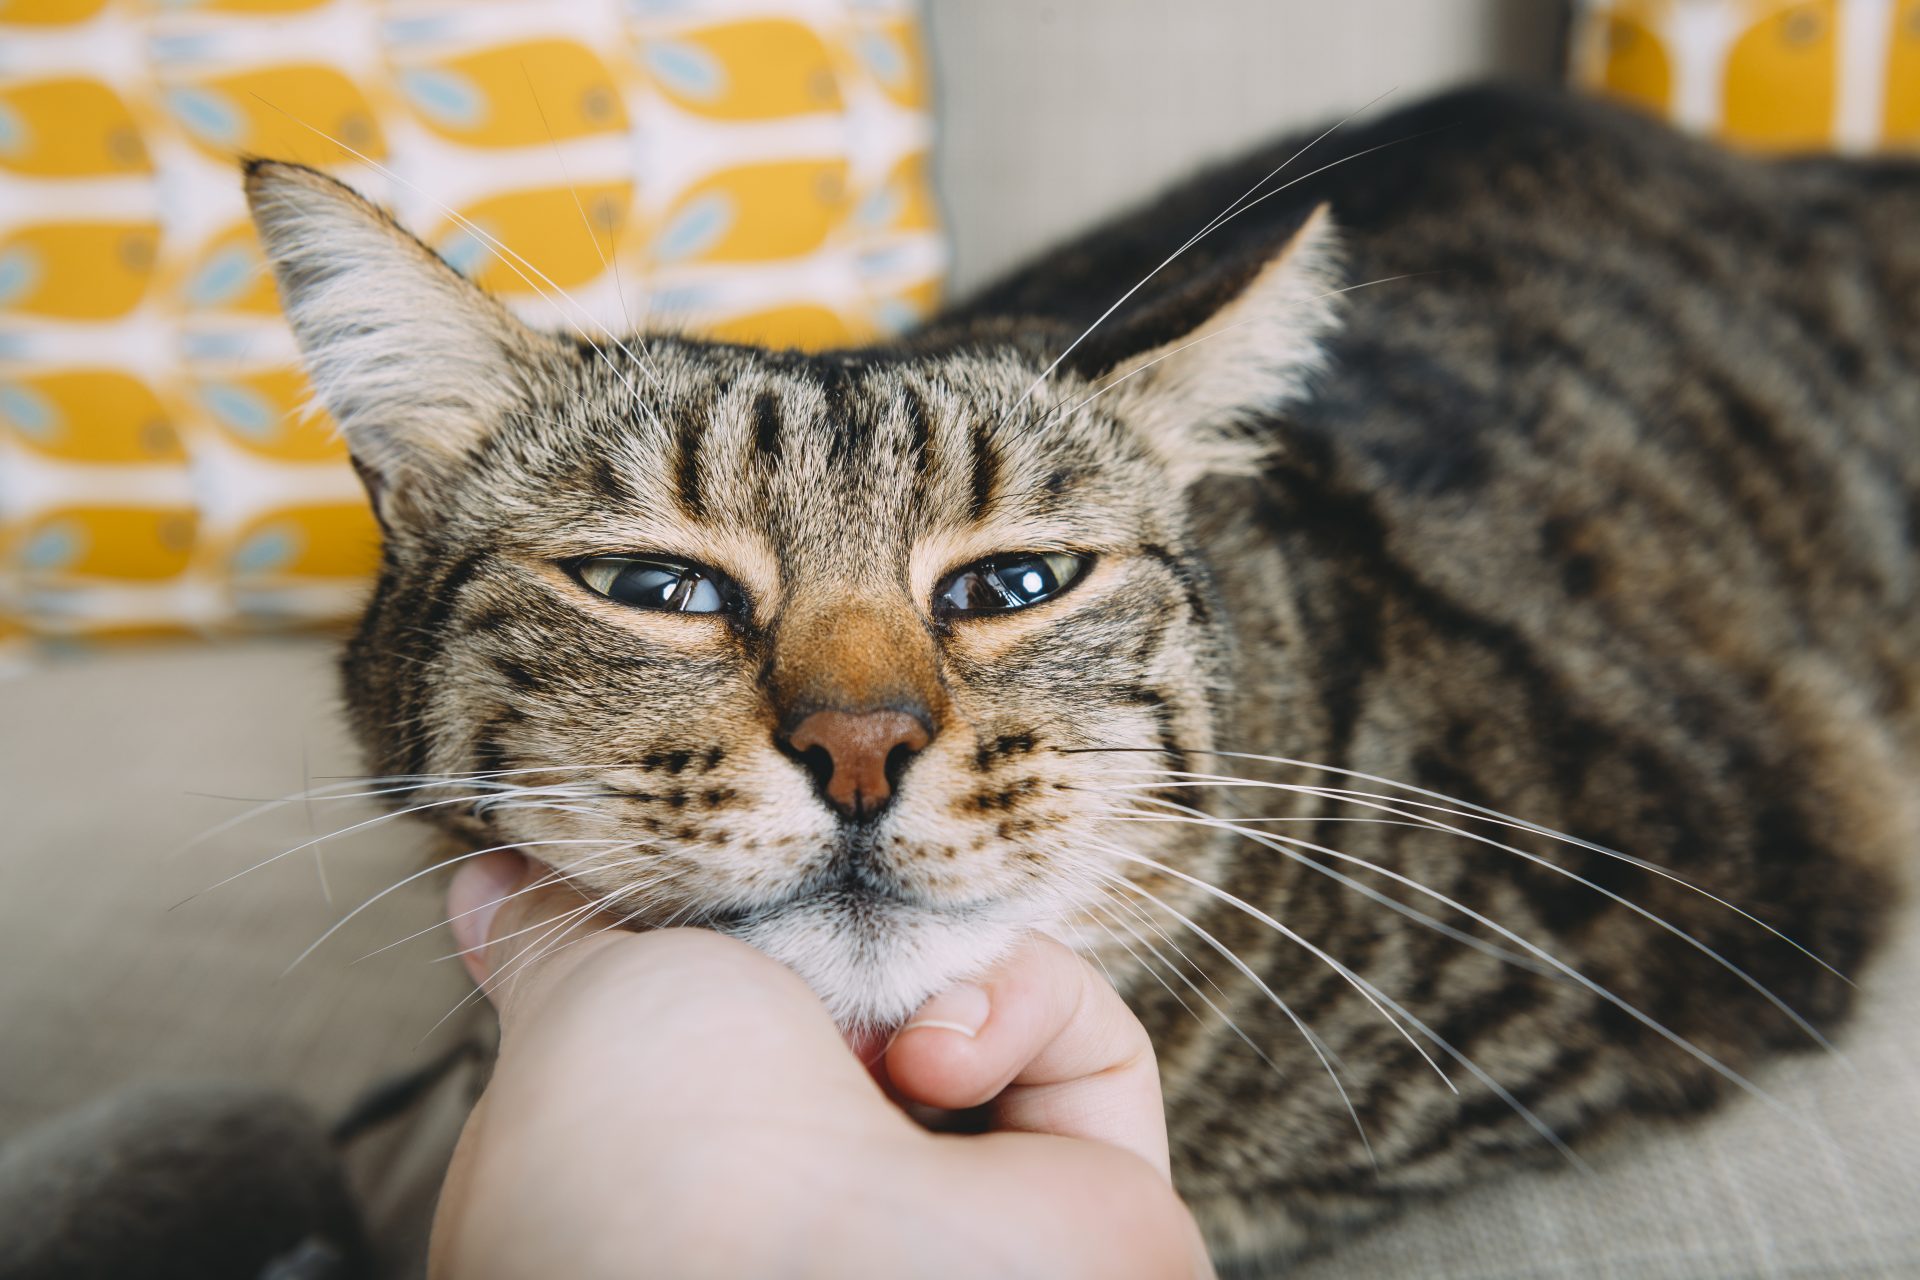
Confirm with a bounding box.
[245,161,1340,1026]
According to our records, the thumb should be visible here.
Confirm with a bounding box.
[445,851,603,996]
[882,936,1170,1178]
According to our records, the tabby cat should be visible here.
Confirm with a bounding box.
[245,86,1918,1268]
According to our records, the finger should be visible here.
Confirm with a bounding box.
[432,926,913,1280]
[882,936,1170,1177]
[469,922,902,1171]
[445,851,604,995]
[935,1134,1216,1279]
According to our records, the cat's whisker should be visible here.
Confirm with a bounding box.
[1079,854,1383,1170]
[170,774,480,855]
[1045,274,1423,427]
[179,765,647,855]
[1091,771,1843,1053]
[520,67,657,382]
[310,761,664,789]
[442,895,611,1016]
[352,866,569,964]
[175,793,501,906]
[1080,896,1205,1028]
[476,873,688,1000]
[1070,747,1850,985]
[1089,806,1455,829]
[176,782,616,907]
[1096,873,1236,1003]
[355,840,674,964]
[1085,889,1314,1092]
[473,801,610,820]
[1094,808,1803,1127]
[420,873,668,1040]
[433,865,683,965]
[999,89,1400,425]
[1026,129,1451,439]
[270,129,660,403]
[1090,872,1374,1102]
[1081,835,1452,1089]
[283,836,651,974]
[431,886,606,965]
[1197,124,1458,245]
[247,94,664,421]
[1083,837,1591,1171]
[1089,802,1556,977]
[1072,910,1127,994]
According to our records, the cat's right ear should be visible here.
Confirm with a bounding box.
[243,160,549,521]
[1089,204,1342,486]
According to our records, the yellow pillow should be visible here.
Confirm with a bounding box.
[1573,0,1920,151]
[0,0,945,645]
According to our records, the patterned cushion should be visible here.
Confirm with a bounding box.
[0,0,944,643]
[1572,0,1920,152]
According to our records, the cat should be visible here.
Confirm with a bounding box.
[244,84,1917,1268]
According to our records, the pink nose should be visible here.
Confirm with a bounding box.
[782,709,932,818]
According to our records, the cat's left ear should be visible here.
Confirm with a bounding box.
[243,159,555,520]
[1097,204,1341,484]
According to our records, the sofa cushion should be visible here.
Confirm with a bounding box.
[0,0,944,642]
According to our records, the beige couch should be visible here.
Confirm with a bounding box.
[5,4,1917,1275]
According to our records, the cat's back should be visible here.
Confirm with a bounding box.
[936,90,1920,1253]
[1286,87,1920,710]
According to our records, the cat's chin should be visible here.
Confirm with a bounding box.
[718,891,1026,1032]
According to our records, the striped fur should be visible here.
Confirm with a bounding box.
[248,86,1919,1269]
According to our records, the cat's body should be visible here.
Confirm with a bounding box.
[246,85,1917,1270]
[941,85,1920,1258]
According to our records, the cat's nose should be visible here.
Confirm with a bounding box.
[781,709,933,819]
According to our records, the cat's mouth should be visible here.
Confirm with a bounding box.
[683,825,1001,933]
[695,861,979,934]
[676,862,1023,1028]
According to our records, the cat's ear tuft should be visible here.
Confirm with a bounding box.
[1100,204,1342,485]
[243,160,549,507]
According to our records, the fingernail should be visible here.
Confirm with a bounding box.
[902,983,990,1038]
[448,852,527,965]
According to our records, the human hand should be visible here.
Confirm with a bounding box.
[428,852,1213,1279]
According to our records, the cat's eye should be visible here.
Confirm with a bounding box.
[935,552,1092,616]
[575,556,736,614]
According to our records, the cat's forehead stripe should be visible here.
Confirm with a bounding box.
[484,341,1176,597]
[751,390,782,462]
[968,416,1000,522]
[672,398,708,520]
